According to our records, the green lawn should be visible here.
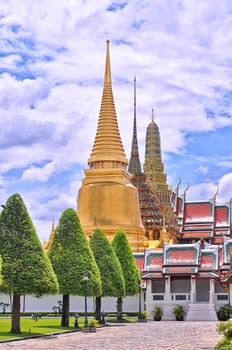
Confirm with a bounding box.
[0,317,83,341]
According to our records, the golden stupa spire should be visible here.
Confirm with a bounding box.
[88,40,128,168]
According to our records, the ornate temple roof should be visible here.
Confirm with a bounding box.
[88,40,128,167]
[141,239,225,277]
[162,242,200,274]
[184,201,214,222]
[177,199,231,242]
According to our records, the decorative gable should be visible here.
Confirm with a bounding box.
[144,249,163,271]
[223,236,232,264]
[200,248,218,271]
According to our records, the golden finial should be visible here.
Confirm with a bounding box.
[104,39,111,85]
[151,108,154,122]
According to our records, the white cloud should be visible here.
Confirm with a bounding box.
[197,165,208,175]
[218,172,232,203]
[21,161,56,182]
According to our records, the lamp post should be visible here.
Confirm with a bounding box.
[83,271,89,328]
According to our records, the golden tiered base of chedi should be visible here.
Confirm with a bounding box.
[77,168,145,252]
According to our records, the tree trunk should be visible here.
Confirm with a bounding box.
[117,296,123,321]
[61,294,69,327]
[10,293,21,334]
[95,296,101,322]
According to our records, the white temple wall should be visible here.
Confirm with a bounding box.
[0,294,140,314]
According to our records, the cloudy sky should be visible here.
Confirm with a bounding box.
[0,0,232,242]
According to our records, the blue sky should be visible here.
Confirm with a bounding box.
[0,0,232,242]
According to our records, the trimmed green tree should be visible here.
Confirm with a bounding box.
[48,209,102,327]
[112,230,140,320]
[0,256,2,287]
[90,229,125,321]
[0,193,59,334]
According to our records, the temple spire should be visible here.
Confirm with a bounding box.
[88,40,128,168]
[128,77,142,174]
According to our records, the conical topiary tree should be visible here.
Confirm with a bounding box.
[48,209,102,326]
[112,230,140,320]
[0,193,59,334]
[90,228,125,321]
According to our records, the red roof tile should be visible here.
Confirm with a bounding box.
[215,206,229,226]
[184,202,213,222]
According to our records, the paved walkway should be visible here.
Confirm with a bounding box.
[0,321,222,350]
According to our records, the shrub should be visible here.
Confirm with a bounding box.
[88,318,98,327]
[217,305,230,321]
[217,319,232,339]
[216,319,232,349]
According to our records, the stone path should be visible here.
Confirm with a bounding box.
[0,321,222,350]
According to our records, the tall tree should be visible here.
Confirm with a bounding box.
[48,209,102,327]
[90,229,125,321]
[0,193,59,334]
[112,230,140,320]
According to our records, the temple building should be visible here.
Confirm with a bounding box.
[138,117,232,320]
[76,41,232,320]
[77,41,145,252]
[25,40,232,318]
[128,78,162,243]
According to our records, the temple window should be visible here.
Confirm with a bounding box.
[151,280,165,293]
[170,277,191,293]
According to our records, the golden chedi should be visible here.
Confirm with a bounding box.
[77,40,145,252]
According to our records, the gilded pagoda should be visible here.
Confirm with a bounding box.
[77,41,145,252]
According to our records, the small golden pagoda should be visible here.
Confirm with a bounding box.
[77,40,145,252]
[43,218,55,252]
